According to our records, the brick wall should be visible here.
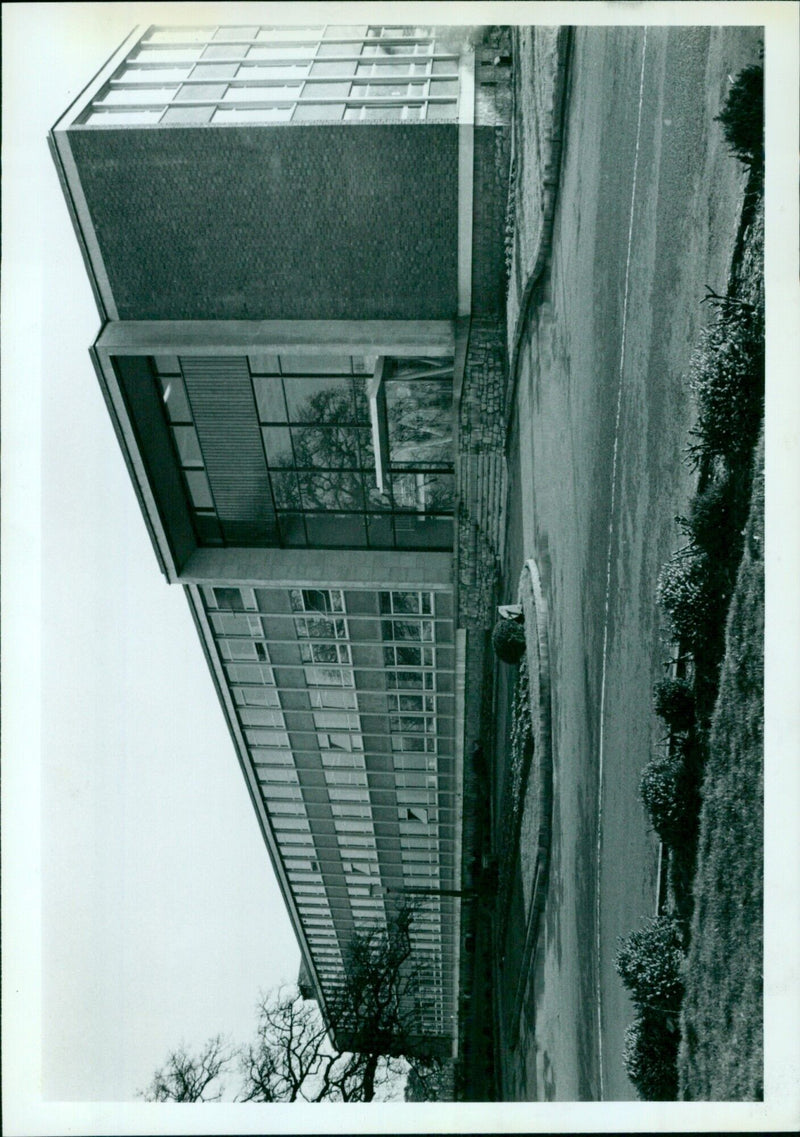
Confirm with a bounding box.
[471,41,513,317]
[456,319,508,632]
[69,123,459,321]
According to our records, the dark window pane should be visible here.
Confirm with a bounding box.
[185,469,214,509]
[195,513,223,544]
[270,470,302,509]
[299,471,364,511]
[280,354,353,375]
[158,373,191,420]
[283,376,354,421]
[173,425,203,466]
[305,514,366,547]
[303,589,331,613]
[356,427,375,469]
[278,513,307,546]
[395,515,452,549]
[262,427,294,467]
[292,426,360,469]
[365,481,392,511]
[214,587,244,611]
[366,513,394,547]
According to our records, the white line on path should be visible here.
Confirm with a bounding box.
[594,26,649,1101]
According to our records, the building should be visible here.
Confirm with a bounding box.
[50,21,511,1061]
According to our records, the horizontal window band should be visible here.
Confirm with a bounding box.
[110,73,458,87]
[92,96,458,110]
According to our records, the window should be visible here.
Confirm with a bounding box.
[399,806,428,824]
[290,588,344,614]
[309,689,357,710]
[304,666,354,688]
[313,711,359,731]
[342,860,378,875]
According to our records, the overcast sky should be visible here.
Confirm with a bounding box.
[4,2,800,1134]
[8,1,304,1105]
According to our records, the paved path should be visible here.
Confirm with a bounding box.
[495,24,763,1100]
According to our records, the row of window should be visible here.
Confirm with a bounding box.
[203,584,453,1014]
[84,26,459,126]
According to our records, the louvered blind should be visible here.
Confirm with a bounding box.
[182,356,277,544]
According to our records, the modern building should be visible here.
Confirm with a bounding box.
[51,21,511,1060]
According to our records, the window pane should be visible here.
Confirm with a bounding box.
[175,83,227,101]
[386,379,452,468]
[173,425,203,466]
[305,514,366,547]
[162,105,214,123]
[270,470,302,509]
[185,469,214,508]
[252,376,285,422]
[99,87,178,105]
[283,375,355,420]
[300,472,364,512]
[223,84,302,102]
[310,60,355,77]
[119,66,192,83]
[159,374,191,421]
[212,105,292,123]
[262,427,294,466]
[238,64,310,80]
[292,102,344,121]
[85,109,163,125]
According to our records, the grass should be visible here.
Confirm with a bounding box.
[677,430,764,1100]
[622,122,764,1099]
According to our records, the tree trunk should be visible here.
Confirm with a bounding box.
[362,1053,379,1102]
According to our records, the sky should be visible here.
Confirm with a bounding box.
[3,2,800,1134]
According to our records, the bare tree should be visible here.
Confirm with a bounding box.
[326,902,434,1101]
[239,988,368,1103]
[142,905,437,1103]
[140,1034,233,1101]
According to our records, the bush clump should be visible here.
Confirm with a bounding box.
[656,544,718,650]
[715,63,763,169]
[687,311,764,465]
[622,1012,680,1100]
[616,915,686,1014]
[492,618,526,665]
[653,676,696,734]
[639,741,700,847]
[682,472,739,561]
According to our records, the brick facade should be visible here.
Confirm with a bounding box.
[70,124,459,321]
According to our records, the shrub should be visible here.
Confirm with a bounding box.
[615,915,686,1014]
[639,745,699,847]
[492,618,526,665]
[653,677,696,734]
[656,545,718,650]
[715,63,763,168]
[683,472,739,560]
[622,1012,679,1100]
[687,312,764,465]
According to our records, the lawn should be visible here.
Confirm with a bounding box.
[678,429,764,1100]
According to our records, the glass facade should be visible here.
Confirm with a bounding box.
[80,25,460,126]
[201,583,458,1040]
[154,353,455,551]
